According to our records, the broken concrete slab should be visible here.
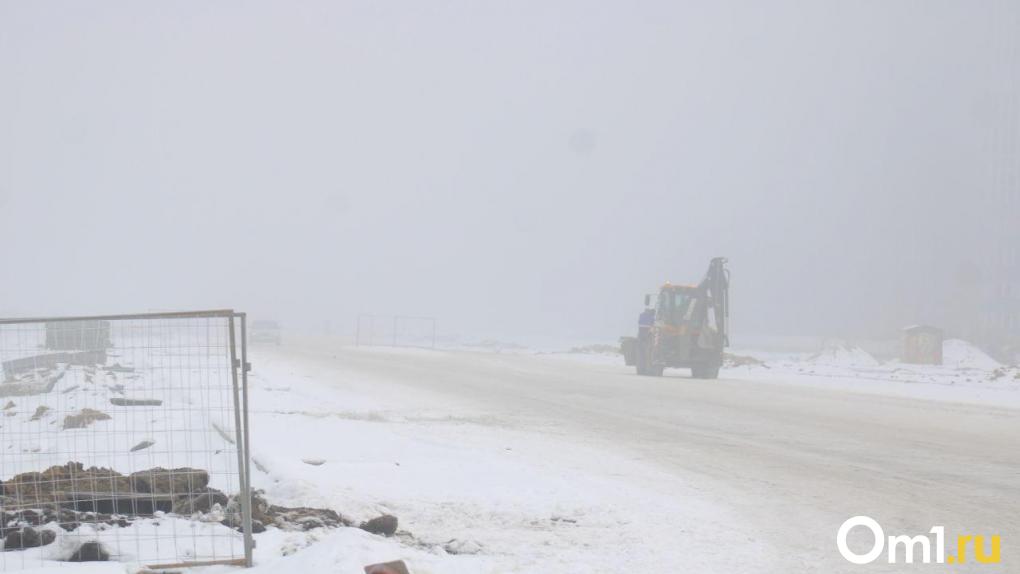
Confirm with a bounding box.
[62,408,111,429]
[172,488,229,514]
[109,397,162,407]
[211,422,236,444]
[0,369,66,397]
[364,560,411,574]
[3,351,106,379]
[29,405,50,421]
[129,467,210,494]
[129,440,155,452]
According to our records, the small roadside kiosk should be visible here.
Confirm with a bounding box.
[901,325,944,365]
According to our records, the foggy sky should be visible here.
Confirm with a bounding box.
[1,1,1017,345]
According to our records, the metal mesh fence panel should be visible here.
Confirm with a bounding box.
[355,314,436,349]
[0,311,251,569]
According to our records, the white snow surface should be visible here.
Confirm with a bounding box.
[3,336,1018,573]
[804,341,880,368]
[0,343,769,573]
[235,351,768,573]
[550,338,1020,408]
[941,338,1002,370]
[248,340,1018,573]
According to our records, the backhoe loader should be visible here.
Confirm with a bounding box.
[620,258,729,378]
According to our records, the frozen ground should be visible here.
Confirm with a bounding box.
[239,345,770,573]
[721,339,1020,408]
[543,339,1020,408]
[232,337,1017,573]
[3,336,1019,573]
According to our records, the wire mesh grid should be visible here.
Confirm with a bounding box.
[0,313,250,569]
[355,314,437,349]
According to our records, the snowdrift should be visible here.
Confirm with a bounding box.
[806,342,880,368]
[942,339,1001,370]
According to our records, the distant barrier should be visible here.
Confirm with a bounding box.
[354,314,437,349]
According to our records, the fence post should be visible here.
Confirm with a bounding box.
[238,313,254,566]
[229,318,254,567]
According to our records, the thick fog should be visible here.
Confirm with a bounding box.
[1,1,1017,345]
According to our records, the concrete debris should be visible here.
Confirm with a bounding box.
[360,514,398,537]
[1,462,212,509]
[0,369,66,398]
[211,422,236,444]
[110,397,162,407]
[129,467,209,494]
[218,490,350,534]
[67,541,110,561]
[29,405,50,421]
[1,464,390,558]
[129,440,155,452]
[3,351,105,379]
[364,560,411,574]
[2,526,56,550]
[172,488,229,515]
[62,408,112,429]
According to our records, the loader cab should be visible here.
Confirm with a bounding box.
[656,285,698,326]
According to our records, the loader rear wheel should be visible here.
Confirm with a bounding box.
[636,349,649,375]
[691,364,720,379]
[635,337,652,376]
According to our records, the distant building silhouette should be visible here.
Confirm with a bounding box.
[980,2,1020,362]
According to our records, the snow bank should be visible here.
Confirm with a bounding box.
[806,342,879,368]
[942,339,1001,370]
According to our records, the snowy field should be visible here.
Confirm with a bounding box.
[239,347,769,573]
[2,334,1018,573]
[237,337,1017,573]
[719,339,1020,407]
[548,338,1020,408]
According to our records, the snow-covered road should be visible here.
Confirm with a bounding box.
[246,340,1019,573]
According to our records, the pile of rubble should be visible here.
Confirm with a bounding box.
[1,462,398,558]
[989,366,1020,381]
